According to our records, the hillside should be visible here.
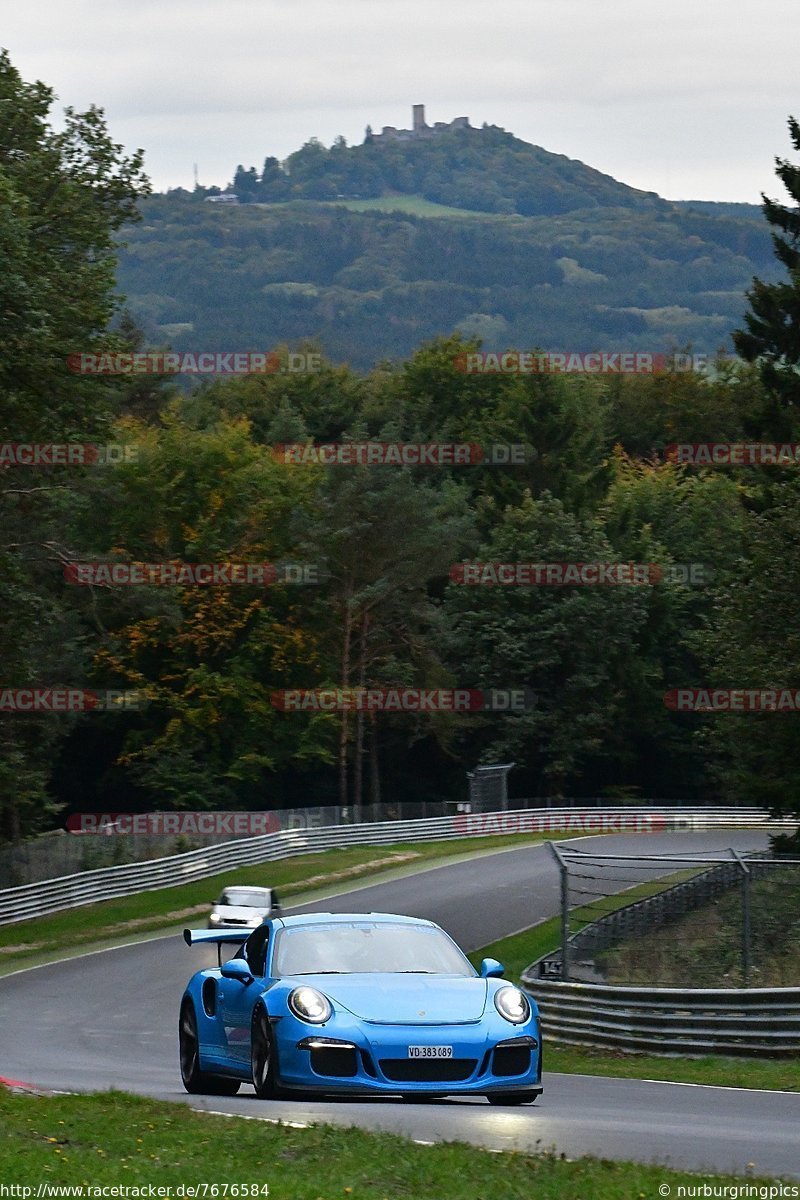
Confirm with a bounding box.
[115,125,777,369]
[117,201,776,369]
[228,121,666,217]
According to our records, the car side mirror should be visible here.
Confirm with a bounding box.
[220,958,253,985]
[479,957,505,978]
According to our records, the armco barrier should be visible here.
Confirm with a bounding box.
[0,796,766,890]
[521,977,800,1056]
[0,806,790,927]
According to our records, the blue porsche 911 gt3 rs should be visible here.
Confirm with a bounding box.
[179,911,542,1105]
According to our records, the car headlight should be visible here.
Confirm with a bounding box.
[209,912,221,925]
[288,986,332,1024]
[494,986,530,1024]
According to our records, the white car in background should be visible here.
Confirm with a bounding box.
[208,885,281,929]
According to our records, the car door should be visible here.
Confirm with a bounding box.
[218,924,271,1065]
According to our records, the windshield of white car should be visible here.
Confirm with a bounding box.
[272,922,474,976]
[218,889,270,907]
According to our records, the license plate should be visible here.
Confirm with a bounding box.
[408,1045,453,1058]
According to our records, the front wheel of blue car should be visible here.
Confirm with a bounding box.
[180,1000,241,1096]
[251,1005,282,1099]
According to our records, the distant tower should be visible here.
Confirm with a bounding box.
[412,104,426,133]
[193,162,199,189]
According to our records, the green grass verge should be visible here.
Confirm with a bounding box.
[466,871,701,980]
[0,833,554,971]
[325,193,504,219]
[543,1044,800,1091]
[0,1089,784,1194]
[468,880,800,1091]
[468,917,561,980]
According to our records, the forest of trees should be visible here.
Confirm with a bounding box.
[116,194,779,370]
[3,50,800,843]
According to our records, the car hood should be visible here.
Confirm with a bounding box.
[295,974,489,1024]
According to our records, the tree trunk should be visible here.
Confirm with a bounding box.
[369,711,381,820]
[353,611,369,822]
[338,594,354,810]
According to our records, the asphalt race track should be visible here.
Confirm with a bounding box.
[2,830,799,1178]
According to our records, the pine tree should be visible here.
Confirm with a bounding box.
[734,117,800,407]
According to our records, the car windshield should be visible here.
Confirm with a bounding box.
[273,921,473,976]
[219,889,269,908]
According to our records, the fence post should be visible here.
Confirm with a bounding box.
[548,841,570,982]
[730,848,751,987]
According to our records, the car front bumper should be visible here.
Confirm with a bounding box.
[274,1012,542,1096]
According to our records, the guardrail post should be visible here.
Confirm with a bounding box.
[730,848,751,987]
[548,841,570,981]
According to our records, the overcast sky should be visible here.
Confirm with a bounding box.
[2,0,798,202]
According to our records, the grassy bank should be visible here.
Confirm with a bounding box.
[327,193,496,218]
[543,1044,800,1090]
[0,1088,784,1195]
[466,872,701,981]
[598,869,800,987]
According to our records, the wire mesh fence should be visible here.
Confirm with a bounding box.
[537,843,800,988]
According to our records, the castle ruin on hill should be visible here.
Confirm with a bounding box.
[367,104,473,143]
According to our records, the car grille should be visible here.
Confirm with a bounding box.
[297,1038,359,1078]
[309,1045,358,1078]
[492,1044,531,1077]
[379,1058,477,1083]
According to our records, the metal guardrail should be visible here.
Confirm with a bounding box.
[0,795,768,891]
[0,795,771,890]
[0,806,789,927]
[521,977,800,1056]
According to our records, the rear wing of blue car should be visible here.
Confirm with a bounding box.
[184,927,249,965]
[183,928,250,947]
